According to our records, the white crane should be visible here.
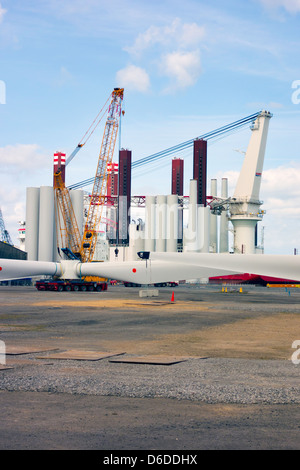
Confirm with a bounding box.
[229,110,272,254]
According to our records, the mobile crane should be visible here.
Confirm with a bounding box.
[80,87,124,263]
[36,88,124,292]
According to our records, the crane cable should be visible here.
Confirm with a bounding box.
[65,94,111,166]
[67,111,261,190]
[132,112,260,169]
[78,94,111,146]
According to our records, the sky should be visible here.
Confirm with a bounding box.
[0,0,300,254]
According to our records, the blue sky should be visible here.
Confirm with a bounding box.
[0,0,300,254]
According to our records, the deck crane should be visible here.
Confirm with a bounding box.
[79,87,124,263]
[229,110,272,254]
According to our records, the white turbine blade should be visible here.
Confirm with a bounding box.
[78,259,238,284]
[1,253,299,285]
[151,253,300,282]
[78,253,300,284]
[0,259,62,281]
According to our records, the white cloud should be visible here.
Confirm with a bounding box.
[0,185,24,234]
[258,0,300,13]
[222,164,300,217]
[116,65,150,93]
[0,144,50,173]
[0,144,52,245]
[125,24,164,57]
[259,164,300,252]
[53,66,74,87]
[261,165,300,199]
[121,18,205,93]
[0,3,6,23]
[160,50,202,92]
[220,163,300,253]
[125,18,205,57]
[181,22,206,46]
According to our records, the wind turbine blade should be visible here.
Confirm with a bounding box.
[0,259,62,281]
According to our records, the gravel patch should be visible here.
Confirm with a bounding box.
[0,355,299,404]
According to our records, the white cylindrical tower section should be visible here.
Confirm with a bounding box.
[220,178,229,253]
[144,195,156,252]
[25,187,40,261]
[166,194,179,252]
[231,219,258,254]
[210,179,218,253]
[155,195,167,252]
[184,180,198,252]
[197,205,210,253]
[38,186,54,262]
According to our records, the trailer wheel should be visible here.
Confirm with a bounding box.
[81,285,87,291]
[65,285,71,291]
[73,285,79,291]
[57,285,64,292]
[88,285,94,291]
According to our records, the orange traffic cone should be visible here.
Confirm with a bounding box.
[171,291,175,302]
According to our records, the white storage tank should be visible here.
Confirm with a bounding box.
[144,195,156,252]
[155,195,167,252]
[210,179,218,253]
[220,178,229,253]
[25,187,40,261]
[184,179,198,252]
[197,205,210,253]
[166,194,179,252]
[38,186,54,262]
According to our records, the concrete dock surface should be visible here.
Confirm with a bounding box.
[0,284,299,450]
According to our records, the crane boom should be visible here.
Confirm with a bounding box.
[54,170,82,259]
[65,144,84,166]
[80,88,124,263]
